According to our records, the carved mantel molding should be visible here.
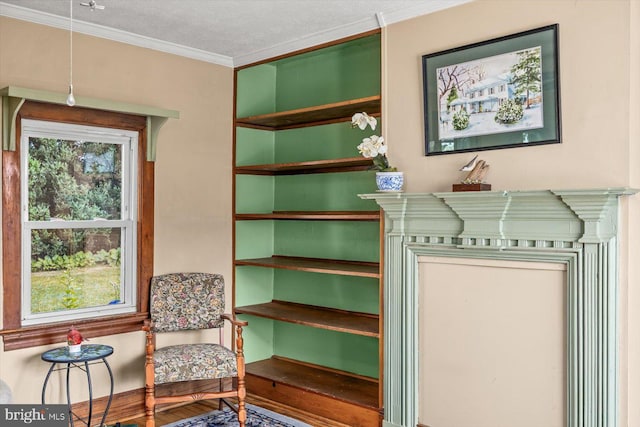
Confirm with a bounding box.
[361,188,637,427]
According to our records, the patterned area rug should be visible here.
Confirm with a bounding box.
[163,403,312,427]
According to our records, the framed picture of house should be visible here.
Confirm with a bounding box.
[422,24,560,156]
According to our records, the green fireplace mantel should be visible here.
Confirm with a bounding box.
[360,188,637,427]
[1,86,179,161]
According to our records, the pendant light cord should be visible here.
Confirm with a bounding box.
[69,0,73,86]
[66,0,76,106]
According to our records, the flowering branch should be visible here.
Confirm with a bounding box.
[351,112,377,131]
[352,112,396,172]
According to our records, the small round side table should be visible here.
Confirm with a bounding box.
[41,344,114,427]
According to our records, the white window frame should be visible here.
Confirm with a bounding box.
[20,119,138,326]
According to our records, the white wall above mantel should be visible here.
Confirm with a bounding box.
[360,188,637,427]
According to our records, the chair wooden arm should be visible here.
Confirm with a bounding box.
[221,313,247,360]
[221,313,248,327]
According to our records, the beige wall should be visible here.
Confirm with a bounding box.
[385,0,634,192]
[419,257,566,427]
[384,0,639,425]
[627,1,640,425]
[0,16,233,403]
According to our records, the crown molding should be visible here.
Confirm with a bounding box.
[0,2,233,67]
[381,0,473,26]
[232,16,379,67]
[1,0,471,69]
[233,0,472,67]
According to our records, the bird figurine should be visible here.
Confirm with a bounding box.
[462,160,490,183]
[459,154,478,172]
[67,326,86,346]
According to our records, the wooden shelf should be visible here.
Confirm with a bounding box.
[234,255,380,278]
[235,300,379,338]
[246,356,379,410]
[235,157,373,175]
[235,210,380,221]
[235,95,381,130]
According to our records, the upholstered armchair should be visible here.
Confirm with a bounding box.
[143,273,248,427]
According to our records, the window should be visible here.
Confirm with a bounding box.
[2,102,153,350]
[20,120,138,326]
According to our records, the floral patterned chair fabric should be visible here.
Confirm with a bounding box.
[150,272,225,332]
[153,343,237,384]
[143,273,248,427]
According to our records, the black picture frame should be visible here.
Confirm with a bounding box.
[422,24,561,156]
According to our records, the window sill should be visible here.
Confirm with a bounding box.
[0,312,149,351]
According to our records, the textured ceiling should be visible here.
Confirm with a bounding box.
[0,0,470,66]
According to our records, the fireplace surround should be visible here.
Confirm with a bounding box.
[361,188,636,427]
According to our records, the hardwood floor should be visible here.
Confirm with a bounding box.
[121,394,352,427]
[123,400,220,426]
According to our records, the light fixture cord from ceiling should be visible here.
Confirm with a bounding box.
[69,0,73,87]
[66,0,76,106]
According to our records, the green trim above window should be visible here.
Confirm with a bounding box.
[1,86,179,161]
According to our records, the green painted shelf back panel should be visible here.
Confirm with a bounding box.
[236,175,275,213]
[274,322,379,378]
[238,314,275,364]
[235,221,274,259]
[274,172,378,211]
[235,266,274,307]
[273,269,379,314]
[237,220,379,262]
[236,127,275,166]
[274,221,380,262]
[235,34,380,118]
[236,63,276,118]
[275,35,381,112]
[272,121,376,164]
[236,173,378,213]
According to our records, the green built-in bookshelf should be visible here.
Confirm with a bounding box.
[233,31,383,426]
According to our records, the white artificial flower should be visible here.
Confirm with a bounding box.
[357,137,378,158]
[357,141,374,158]
[358,135,387,158]
[351,112,377,131]
[369,135,385,152]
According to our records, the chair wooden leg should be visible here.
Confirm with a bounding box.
[236,324,247,427]
[218,379,224,410]
[237,382,246,427]
[237,361,246,424]
[145,383,155,427]
[143,323,157,427]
